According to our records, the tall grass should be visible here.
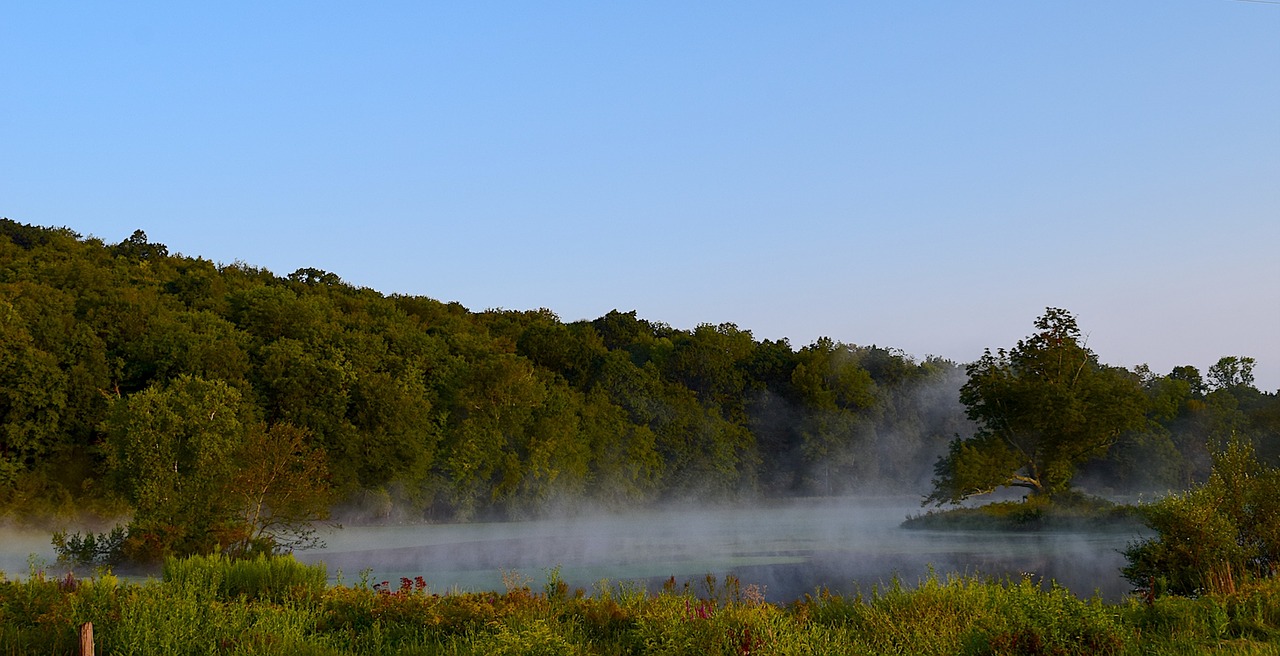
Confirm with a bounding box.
[2,555,1280,655]
[161,552,327,603]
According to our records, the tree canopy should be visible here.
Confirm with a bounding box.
[928,308,1149,503]
[1,219,1277,560]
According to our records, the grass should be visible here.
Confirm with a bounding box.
[1,555,1279,655]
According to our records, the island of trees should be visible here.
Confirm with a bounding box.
[1,219,1278,566]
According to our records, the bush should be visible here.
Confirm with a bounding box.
[1124,440,1280,597]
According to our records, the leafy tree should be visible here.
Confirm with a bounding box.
[104,375,334,560]
[0,298,68,493]
[790,338,877,412]
[506,378,592,516]
[345,366,439,489]
[591,309,652,351]
[1169,365,1206,398]
[579,389,661,506]
[104,375,252,560]
[254,338,356,460]
[1207,356,1256,391]
[927,308,1147,503]
[230,422,333,555]
[228,284,330,343]
[789,339,879,494]
[287,267,343,287]
[0,218,82,250]
[437,354,548,518]
[122,309,252,389]
[665,322,757,419]
[110,229,169,261]
[1080,368,1200,493]
[516,318,607,388]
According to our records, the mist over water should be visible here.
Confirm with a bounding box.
[0,499,1148,602]
[0,526,57,577]
[297,497,1147,602]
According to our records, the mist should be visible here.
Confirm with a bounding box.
[292,366,1143,604]
[298,497,1145,603]
[0,524,59,578]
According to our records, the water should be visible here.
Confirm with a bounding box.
[0,527,57,578]
[296,498,1148,602]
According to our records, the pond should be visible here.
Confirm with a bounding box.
[0,526,58,580]
[295,498,1149,603]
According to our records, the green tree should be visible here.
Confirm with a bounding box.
[104,375,251,560]
[0,298,68,493]
[579,389,661,506]
[665,322,757,419]
[438,354,548,518]
[230,422,333,555]
[110,229,169,261]
[789,339,879,494]
[927,308,1147,503]
[1207,356,1256,391]
[105,376,334,560]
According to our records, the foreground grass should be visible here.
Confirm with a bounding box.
[2,554,1279,655]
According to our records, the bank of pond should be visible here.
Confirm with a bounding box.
[3,553,1279,655]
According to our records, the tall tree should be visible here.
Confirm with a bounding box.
[230,422,333,555]
[0,298,68,493]
[104,375,250,559]
[927,308,1147,503]
[1207,356,1257,392]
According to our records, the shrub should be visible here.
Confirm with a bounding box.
[1124,440,1280,597]
[960,578,1127,656]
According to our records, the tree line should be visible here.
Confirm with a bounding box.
[1,219,1277,558]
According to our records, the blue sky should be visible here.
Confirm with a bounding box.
[4,2,1278,390]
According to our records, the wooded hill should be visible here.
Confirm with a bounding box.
[1,219,1276,526]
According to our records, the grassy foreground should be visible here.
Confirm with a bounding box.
[2,554,1279,655]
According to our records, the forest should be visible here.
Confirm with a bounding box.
[2,219,1279,560]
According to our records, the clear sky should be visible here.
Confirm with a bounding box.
[3,2,1278,391]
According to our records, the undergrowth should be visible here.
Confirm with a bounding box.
[1,555,1279,655]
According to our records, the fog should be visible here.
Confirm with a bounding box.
[0,525,58,578]
[297,497,1146,602]
[0,498,1147,602]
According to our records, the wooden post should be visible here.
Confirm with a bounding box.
[79,622,94,656]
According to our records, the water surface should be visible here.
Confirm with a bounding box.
[297,498,1147,602]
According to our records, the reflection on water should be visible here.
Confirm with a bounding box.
[297,498,1149,602]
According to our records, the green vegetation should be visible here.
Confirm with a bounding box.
[925,307,1278,510]
[2,218,1279,567]
[1125,439,1280,599]
[904,492,1142,531]
[927,308,1149,504]
[3,555,1280,654]
[0,220,976,550]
